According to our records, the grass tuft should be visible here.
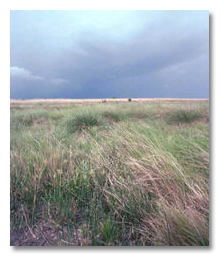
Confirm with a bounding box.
[66,112,105,133]
[168,108,203,124]
[102,111,123,122]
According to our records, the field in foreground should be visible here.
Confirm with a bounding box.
[10,99,209,246]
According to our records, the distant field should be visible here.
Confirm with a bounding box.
[10,100,209,246]
[10,98,209,105]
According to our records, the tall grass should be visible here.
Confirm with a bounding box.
[167,107,205,124]
[66,111,105,133]
[10,101,209,246]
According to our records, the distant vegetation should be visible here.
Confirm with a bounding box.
[10,100,209,246]
[168,108,205,124]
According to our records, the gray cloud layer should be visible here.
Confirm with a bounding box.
[10,11,209,99]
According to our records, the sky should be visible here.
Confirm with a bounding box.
[10,10,209,99]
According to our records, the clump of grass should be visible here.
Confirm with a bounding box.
[168,108,203,124]
[102,111,123,122]
[101,217,116,242]
[12,113,37,126]
[10,110,49,129]
[66,112,105,133]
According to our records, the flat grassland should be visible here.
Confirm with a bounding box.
[10,99,209,246]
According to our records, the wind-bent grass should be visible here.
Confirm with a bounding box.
[10,101,209,246]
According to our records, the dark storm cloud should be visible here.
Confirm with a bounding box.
[10,11,209,99]
[52,30,208,98]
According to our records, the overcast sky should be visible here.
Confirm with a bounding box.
[10,10,209,99]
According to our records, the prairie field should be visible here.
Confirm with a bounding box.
[10,99,209,246]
